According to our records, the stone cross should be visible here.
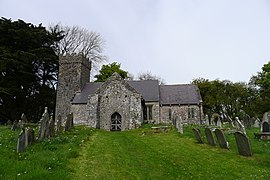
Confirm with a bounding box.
[234,131,252,156]
[192,128,204,144]
[214,129,229,149]
[205,128,216,146]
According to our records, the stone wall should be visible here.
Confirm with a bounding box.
[71,104,88,125]
[88,73,142,131]
[160,105,201,124]
[55,54,91,119]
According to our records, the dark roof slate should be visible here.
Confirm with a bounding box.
[72,80,159,104]
[159,84,202,105]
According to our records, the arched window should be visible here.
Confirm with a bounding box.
[111,112,122,131]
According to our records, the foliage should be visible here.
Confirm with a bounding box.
[137,71,165,85]
[249,61,270,115]
[94,62,129,82]
[0,18,63,122]
[192,78,258,119]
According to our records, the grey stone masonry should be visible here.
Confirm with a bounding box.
[55,54,91,120]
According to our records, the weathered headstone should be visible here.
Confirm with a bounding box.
[25,128,35,146]
[65,113,74,131]
[6,120,12,126]
[175,116,183,134]
[17,129,26,153]
[214,129,229,149]
[11,120,18,131]
[262,122,270,132]
[217,119,222,127]
[205,128,216,146]
[205,115,209,126]
[192,128,204,144]
[262,112,269,123]
[37,107,50,141]
[48,116,55,138]
[234,131,252,157]
[21,113,27,124]
[55,114,62,134]
[235,117,246,134]
[253,118,260,128]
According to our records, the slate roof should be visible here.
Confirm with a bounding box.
[72,80,160,104]
[159,84,202,105]
[72,80,202,105]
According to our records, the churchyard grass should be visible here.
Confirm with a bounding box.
[1,124,270,179]
[0,125,94,179]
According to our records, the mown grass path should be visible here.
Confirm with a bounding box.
[69,126,270,179]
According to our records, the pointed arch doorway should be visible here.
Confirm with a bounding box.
[111,112,122,131]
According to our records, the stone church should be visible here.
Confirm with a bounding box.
[56,54,203,131]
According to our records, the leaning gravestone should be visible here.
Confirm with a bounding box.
[262,122,270,132]
[214,129,229,149]
[205,128,216,146]
[17,129,26,153]
[37,107,50,141]
[192,128,204,144]
[234,131,252,157]
[235,117,246,134]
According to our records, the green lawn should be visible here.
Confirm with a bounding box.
[1,125,270,179]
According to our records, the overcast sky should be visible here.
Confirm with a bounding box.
[1,0,270,84]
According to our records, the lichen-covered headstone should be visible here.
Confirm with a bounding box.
[64,113,74,131]
[6,120,12,126]
[17,129,26,153]
[214,129,229,149]
[205,128,216,146]
[55,114,62,134]
[217,119,222,127]
[205,115,209,126]
[253,119,260,128]
[48,116,55,138]
[176,116,183,134]
[234,131,252,157]
[192,128,204,144]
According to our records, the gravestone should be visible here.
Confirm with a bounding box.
[205,128,216,146]
[25,128,35,146]
[262,122,270,132]
[6,120,12,126]
[214,129,229,149]
[65,113,74,131]
[192,128,204,144]
[234,131,252,156]
[56,114,62,134]
[37,107,50,141]
[253,119,260,128]
[11,120,18,131]
[235,117,246,134]
[17,129,26,153]
[205,115,209,126]
[21,113,27,124]
[175,116,183,134]
[262,112,269,123]
[48,116,55,138]
[217,119,222,127]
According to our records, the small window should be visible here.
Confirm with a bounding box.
[143,105,153,121]
[188,107,195,119]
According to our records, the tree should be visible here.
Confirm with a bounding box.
[137,71,165,85]
[50,24,106,71]
[94,62,129,82]
[0,17,62,122]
